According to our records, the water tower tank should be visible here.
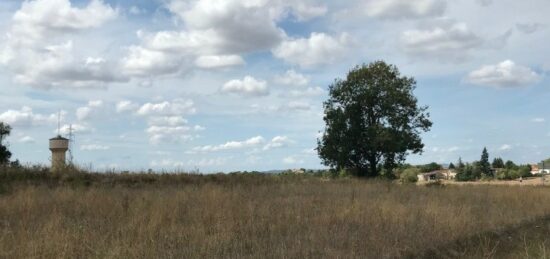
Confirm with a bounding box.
[49,135,69,172]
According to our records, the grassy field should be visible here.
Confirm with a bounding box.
[2,169,550,258]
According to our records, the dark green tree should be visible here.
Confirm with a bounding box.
[420,162,442,173]
[0,122,12,165]
[448,162,455,169]
[480,147,491,176]
[457,157,465,169]
[505,160,517,169]
[492,157,504,169]
[317,61,432,177]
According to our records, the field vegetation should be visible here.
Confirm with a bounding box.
[2,168,550,258]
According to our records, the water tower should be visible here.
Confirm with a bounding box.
[49,135,69,171]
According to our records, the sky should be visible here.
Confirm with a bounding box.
[0,0,549,172]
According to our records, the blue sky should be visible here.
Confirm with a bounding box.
[0,0,549,172]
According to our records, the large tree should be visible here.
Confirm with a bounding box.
[317,61,432,177]
[0,122,12,165]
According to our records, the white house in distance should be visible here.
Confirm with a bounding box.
[417,169,456,182]
[531,164,550,175]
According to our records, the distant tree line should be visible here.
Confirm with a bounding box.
[455,147,531,181]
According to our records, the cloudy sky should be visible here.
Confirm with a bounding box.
[0,0,549,172]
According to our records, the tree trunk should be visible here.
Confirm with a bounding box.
[368,155,378,177]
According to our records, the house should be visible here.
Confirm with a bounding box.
[418,170,455,182]
[532,163,550,174]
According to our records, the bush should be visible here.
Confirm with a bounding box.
[400,168,420,183]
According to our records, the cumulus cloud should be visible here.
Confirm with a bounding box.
[195,55,245,69]
[500,144,512,151]
[221,76,269,97]
[364,0,446,19]
[137,99,196,116]
[263,136,292,150]
[116,100,139,113]
[273,33,351,68]
[10,0,117,43]
[146,125,195,145]
[81,144,110,151]
[401,21,482,61]
[0,106,59,127]
[122,45,188,77]
[532,118,546,123]
[76,100,103,121]
[0,0,122,89]
[166,0,286,54]
[466,60,541,87]
[121,0,326,76]
[58,123,92,135]
[18,136,36,144]
[191,136,265,153]
[147,116,188,127]
[275,70,310,86]
[134,99,199,144]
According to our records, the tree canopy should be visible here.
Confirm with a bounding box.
[0,122,12,165]
[317,61,432,177]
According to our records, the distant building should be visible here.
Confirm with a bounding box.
[532,163,550,174]
[49,135,69,172]
[417,170,455,182]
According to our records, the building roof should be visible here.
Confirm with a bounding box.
[49,135,68,141]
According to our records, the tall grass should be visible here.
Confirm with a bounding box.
[1,170,550,258]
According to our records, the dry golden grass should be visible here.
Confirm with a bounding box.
[2,174,550,258]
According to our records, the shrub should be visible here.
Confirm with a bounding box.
[400,168,420,183]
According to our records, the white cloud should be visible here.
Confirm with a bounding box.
[166,0,286,54]
[122,45,187,77]
[5,41,127,89]
[273,32,351,68]
[263,136,292,150]
[134,99,199,144]
[275,70,309,86]
[221,76,269,97]
[195,55,245,69]
[532,118,545,123]
[365,0,446,19]
[191,136,265,153]
[81,144,110,151]
[500,144,512,151]
[466,60,541,87]
[146,125,194,145]
[116,100,139,113]
[401,21,482,60]
[148,116,188,126]
[10,0,117,43]
[58,123,92,135]
[76,100,103,121]
[18,136,35,144]
[137,99,196,116]
[0,0,122,89]
[0,106,58,127]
